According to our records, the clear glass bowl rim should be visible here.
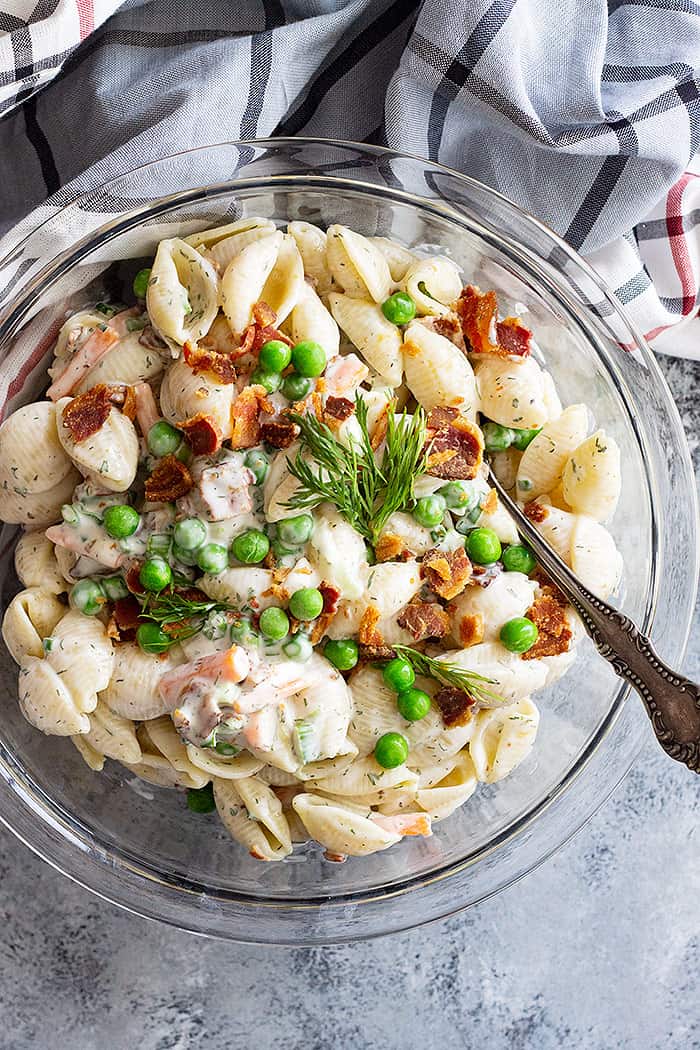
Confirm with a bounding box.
[0,138,696,944]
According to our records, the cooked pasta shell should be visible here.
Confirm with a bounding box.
[376,511,435,558]
[489,446,521,492]
[326,225,392,302]
[18,657,90,736]
[287,221,333,296]
[516,403,589,499]
[75,332,165,393]
[541,370,562,422]
[369,236,417,281]
[101,642,184,720]
[56,397,139,493]
[403,321,478,417]
[125,719,208,789]
[54,311,107,360]
[415,750,478,821]
[185,745,263,780]
[448,572,537,645]
[0,401,75,494]
[570,515,623,598]
[292,793,401,857]
[262,444,304,522]
[257,765,300,787]
[80,700,142,764]
[159,357,234,439]
[290,281,340,358]
[434,644,548,708]
[214,777,292,860]
[221,231,304,335]
[72,734,105,771]
[199,566,277,610]
[526,501,576,562]
[474,490,519,545]
[403,256,462,316]
[296,744,359,782]
[185,216,276,251]
[14,531,66,594]
[469,698,540,783]
[2,588,65,663]
[308,503,369,600]
[48,610,114,713]
[146,237,219,345]
[1,468,80,526]
[474,355,550,429]
[328,293,403,385]
[562,430,621,521]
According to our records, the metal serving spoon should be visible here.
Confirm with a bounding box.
[486,468,700,773]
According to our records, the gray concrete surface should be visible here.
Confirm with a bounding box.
[0,356,697,1050]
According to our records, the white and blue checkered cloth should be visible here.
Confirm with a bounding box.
[1,0,699,356]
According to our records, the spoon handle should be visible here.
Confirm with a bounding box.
[489,474,700,772]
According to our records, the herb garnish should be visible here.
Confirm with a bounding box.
[392,645,505,706]
[137,589,234,647]
[285,395,428,550]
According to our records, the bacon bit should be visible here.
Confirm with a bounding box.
[455,285,532,357]
[524,500,549,524]
[229,385,273,449]
[434,686,475,728]
[323,850,348,863]
[61,384,113,442]
[260,419,300,449]
[430,313,467,351]
[319,582,341,615]
[107,595,142,642]
[359,643,395,661]
[481,488,498,515]
[144,454,193,502]
[238,301,293,358]
[358,606,384,647]
[522,585,572,660]
[424,406,483,480]
[108,384,137,421]
[125,563,145,595]
[370,404,389,451]
[421,546,472,601]
[183,341,237,384]
[375,533,412,563]
[179,413,222,456]
[396,601,450,641]
[457,612,484,647]
[324,396,354,423]
[47,325,119,400]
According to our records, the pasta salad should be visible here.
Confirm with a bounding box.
[0,218,623,861]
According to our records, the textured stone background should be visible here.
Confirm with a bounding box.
[0,358,697,1050]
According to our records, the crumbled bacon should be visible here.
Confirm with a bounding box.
[319,582,341,616]
[324,396,355,423]
[370,405,389,451]
[61,384,113,442]
[260,418,300,449]
[456,612,484,647]
[359,644,395,661]
[238,301,293,357]
[396,601,450,642]
[108,384,137,421]
[430,313,467,351]
[434,686,475,728]
[229,385,272,449]
[107,595,141,641]
[375,534,412,563]
[358,606,384,647]
[455,285,532,357]
[524,499,549,524]
[424,406,483,480]
[421,546,472,601]
[183,341,237,384]
[144,454,193,502]
[522,585,572,660]
[179,413,222,456]
[125,563,145,595]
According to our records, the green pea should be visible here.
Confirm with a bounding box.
[288,587,324,622]
[133,267,152,300]
[396,687,432,721]
[148,420,182,458]
[482,421,515,452]
[324,638,359,671]
[244,449,269,485]
[258,339,292,373]
[382,657,415,694]
[186,782,215,813]
[139,556,172,592]
[259,606,290,641]
[103,504,140,539]
[277,513,313,545]
[466,527,502,565]
[502,544,537,575]
[215,741,239,757]
[511,427,542,451]
[374,732,409,769]
[281,373,312,402]
[250,367,282,394]
[438,481,478,512]
[413,494,447,529]
[137,622,171,654]
[291,340,326,377]
[381,291,416,325]
[173,517,207,552]
[196,543,229,575]
[69,579,104,616]
[231,529,270,565]
[101,575,129,601]
[282,633,314,662]
[500,616,539,653]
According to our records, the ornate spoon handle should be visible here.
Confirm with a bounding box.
[489,472,700,772]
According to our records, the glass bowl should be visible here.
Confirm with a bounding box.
[0,140,696,945]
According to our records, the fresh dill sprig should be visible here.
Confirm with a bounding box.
[137,590,234,646]
[285,395,428,549]
[392,644,505,706]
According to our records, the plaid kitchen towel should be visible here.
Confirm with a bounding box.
[0,0,699,357]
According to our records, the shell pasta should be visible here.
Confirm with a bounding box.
[0,221,622,864]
